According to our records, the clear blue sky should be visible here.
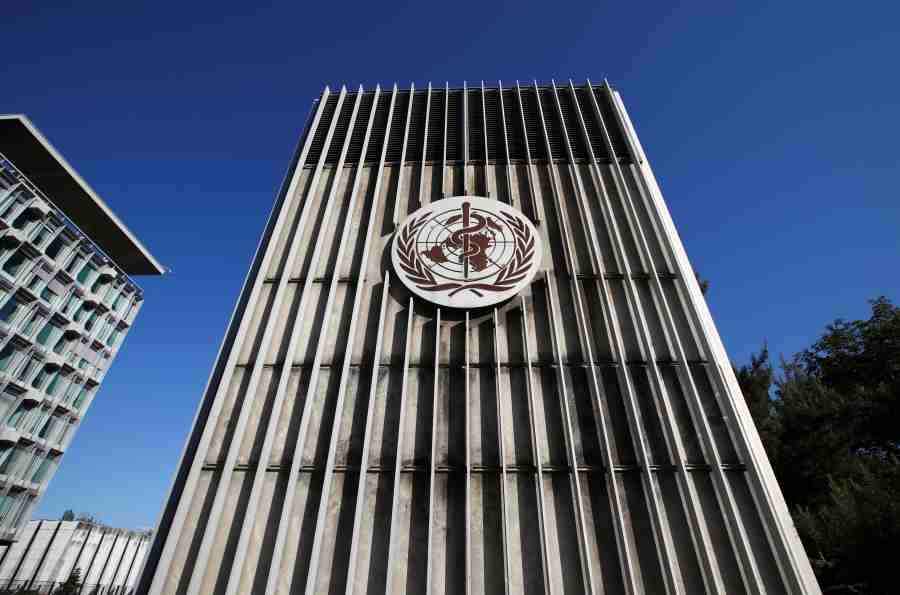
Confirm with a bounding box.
[3,2,897,529]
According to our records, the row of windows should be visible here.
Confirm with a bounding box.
[0,159,138,533]
[0,344,95,409]
[4,400,76,446]
[0,491,33,530]
[0,442,59,485]
[0,238,135,317]
[0,282,128,356]
[0,171,139,317]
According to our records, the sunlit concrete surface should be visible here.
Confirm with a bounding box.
[140,82,820,595]
[0,519,150,592]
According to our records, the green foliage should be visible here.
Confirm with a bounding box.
[694,270,710,295]
[794,459,900,594]
[735,345,781,460]
[60,509,75,521]
[56,566,82,595]
[736,297,900,594]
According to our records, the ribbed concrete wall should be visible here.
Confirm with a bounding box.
[0,519,149,592]
[140,81,820,594]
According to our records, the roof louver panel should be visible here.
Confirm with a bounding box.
[484,89,502,161]
[306,83,631,165]
[384,91,410,162]
[325,96,356,163]
[425,89,445,162]
[345,93,374,163]
[305,93,339,164]
[445,90,464,161]
[364,92,391,162]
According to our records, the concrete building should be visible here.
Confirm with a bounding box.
[140,81,820,594]
[0,518,150,593]
[0,116,163,543]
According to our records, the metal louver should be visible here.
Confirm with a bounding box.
[306,83,637,165]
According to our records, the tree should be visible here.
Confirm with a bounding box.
[736,297,900,594]
[694,270,710,295]
[56,567,82,595]
[60,509,75,521]
[735,345,780,462]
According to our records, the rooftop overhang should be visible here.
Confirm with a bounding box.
[0,115,164,275]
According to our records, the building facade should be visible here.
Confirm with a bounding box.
[0,116,163,543]
[140,81,820,594]
[0,518,150,593]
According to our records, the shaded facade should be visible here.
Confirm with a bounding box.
[0,519,150,593]
[140,82,819,594]
[0,116,163,543]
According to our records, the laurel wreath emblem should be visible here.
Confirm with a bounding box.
[396,211,536,298]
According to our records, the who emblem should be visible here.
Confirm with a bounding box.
[392,196,543,308]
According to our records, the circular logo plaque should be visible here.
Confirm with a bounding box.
[392,196,543,308]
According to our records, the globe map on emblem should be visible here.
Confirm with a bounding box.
[392,196,543,308]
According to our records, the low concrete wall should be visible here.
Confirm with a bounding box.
[0,519,149,593]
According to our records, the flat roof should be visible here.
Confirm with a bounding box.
[0,115,164,275]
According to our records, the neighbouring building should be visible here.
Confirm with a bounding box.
[139,81,820,594]
[0,518,150,593]
[0,116,164,543]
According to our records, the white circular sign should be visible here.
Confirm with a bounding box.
[392,196,543,309]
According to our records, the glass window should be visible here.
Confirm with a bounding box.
[35,322,55,346]
[0,389,15,421]
[0,243,15,263]
[73,303,90,323]
[0,448,21,474]
[0,297,20,324]
[73,386,90,409]
[52,336,69,355]
[31,455,53,482]
[63,382,80,404]
[57,422,72,446]
[26,274,44,293]
[45,372,62,396]
[31,365,51,389]
[0,493,17,526]
[16,356,38,382]
[0,344,16,371]
[65,253,84,275]
[84,309,98,331]
[107,327,121,347]
[2,249,30,278]
[0,494,14,524]
[39,286,58,306]
[0,186,18,214]
[102,285,116,306]
[11,211,36,232]
[60,292,80,317]
[20,310,44,336]
[6,403,30,429]
[25,409,47,434]
[0,193,28,220]
[44,236,67,261]
[9,495,32,528]
[31,225,53,247]
[38,416,56,439]
[76,263,97,285]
